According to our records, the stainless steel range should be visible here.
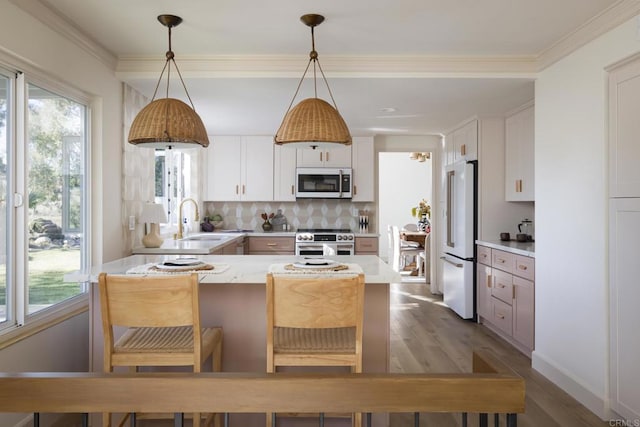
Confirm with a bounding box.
[295,228,355,256]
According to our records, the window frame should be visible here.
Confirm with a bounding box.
[0,60,92,340]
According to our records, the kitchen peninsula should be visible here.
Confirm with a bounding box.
[82,255,399,375]
[79,254,397,425]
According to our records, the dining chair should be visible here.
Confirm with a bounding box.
[402,223,418,232]
[266,272,365,427]
[99,272,223,427]
[392,225,422,272]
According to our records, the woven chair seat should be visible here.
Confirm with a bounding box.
[115,326,221,354]
[274,327,355,354]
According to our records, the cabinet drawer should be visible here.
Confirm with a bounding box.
[492,249,514,274]
[355,237,378,254]
[491,269,513,304]
[491,297,513,336]
[248,237,295,253]
[477,245,491,266]
[514,255,534,281]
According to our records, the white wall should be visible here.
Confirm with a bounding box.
[379,152,432,261]
[534,14,640,419]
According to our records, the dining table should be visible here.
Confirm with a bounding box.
[400,230,430,276]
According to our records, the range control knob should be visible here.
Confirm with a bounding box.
[347,235,354,240]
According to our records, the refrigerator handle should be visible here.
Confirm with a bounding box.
[440,256,463,268]
[446,170,455,248]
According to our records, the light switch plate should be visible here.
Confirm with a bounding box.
[129,216,135,231]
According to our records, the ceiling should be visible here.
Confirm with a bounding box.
[26,0,623,136]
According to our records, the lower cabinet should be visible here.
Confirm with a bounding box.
[476,244,535,355]
[355,237,378,255]
[248,236,295,255]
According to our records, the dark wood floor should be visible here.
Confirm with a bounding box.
[389,281,609,427]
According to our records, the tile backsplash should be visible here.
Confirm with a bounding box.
[203,200,375,233]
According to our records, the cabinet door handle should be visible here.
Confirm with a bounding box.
[235,185,239,195]
[487,275,492,288]
[498,283,505,288]
[518,265,527,271]
[461,144,466,156]
[497,313,505,320]
[320,152,323,162]
[266,243,277,247]
[354,185,357,195]
[513,286,516,299]
[496,257,506,264]
[291,185,294,195]
[242,184,245,195]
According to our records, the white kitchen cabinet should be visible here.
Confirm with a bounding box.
[609,187,640,421]
[297,144,352,168]
[206,136,274,201]
[505,102,534,201]
[273,144,297,201]
[608,56,640,421]
[443,119,478,166]
[609,57,640,198]
[351,136,374,202]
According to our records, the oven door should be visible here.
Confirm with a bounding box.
[296,244,325,257]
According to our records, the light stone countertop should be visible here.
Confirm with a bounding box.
[68,254,401,284]
[476,239,535,257]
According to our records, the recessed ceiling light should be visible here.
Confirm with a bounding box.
[380,107,397,113]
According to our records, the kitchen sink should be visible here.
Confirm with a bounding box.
[179,234,226,241]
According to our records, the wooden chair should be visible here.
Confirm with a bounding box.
[99,272,223,427]
[392,225,422,272]
[266,273,365,427]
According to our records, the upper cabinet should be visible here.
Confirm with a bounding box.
[444,119,478,166]
[206,136,274,201]
[351,137,374,202]
[273,144,297,202]
[505,102,535,201]
[297,144,352,168]
[609,57,640,198]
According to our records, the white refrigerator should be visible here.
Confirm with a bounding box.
[441,160,476,319]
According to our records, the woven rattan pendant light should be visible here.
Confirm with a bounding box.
[274,14,351,146]
[128,15,209,149]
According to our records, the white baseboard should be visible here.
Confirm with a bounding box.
[532,350,608,420]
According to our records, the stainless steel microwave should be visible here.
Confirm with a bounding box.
[295,168,352,199]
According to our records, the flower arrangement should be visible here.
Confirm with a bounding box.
[261,212,275,223]
[411,199,431,219]
[260,212,275,231]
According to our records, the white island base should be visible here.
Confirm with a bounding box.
[84,255,400,427]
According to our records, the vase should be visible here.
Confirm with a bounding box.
[262,221,273,232]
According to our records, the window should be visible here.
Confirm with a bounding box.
[0,67,89,330]
[154,149,194,230]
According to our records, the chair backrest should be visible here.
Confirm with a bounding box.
[403,223,418,232]
[266,273,365,331]
[99,273,200,329]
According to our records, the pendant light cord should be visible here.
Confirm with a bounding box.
[279,23,342,120]
[148,22,198,112]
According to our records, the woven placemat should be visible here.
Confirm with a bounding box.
[283,263,349,272]
[149,263,215,273]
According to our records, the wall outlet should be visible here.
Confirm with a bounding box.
[129,216,136,231]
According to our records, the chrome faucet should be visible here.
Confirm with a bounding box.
[176,198,199,239]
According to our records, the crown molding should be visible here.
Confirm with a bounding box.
[116,54,539,80]
[536,0,640,70]
[9,0,117,69]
